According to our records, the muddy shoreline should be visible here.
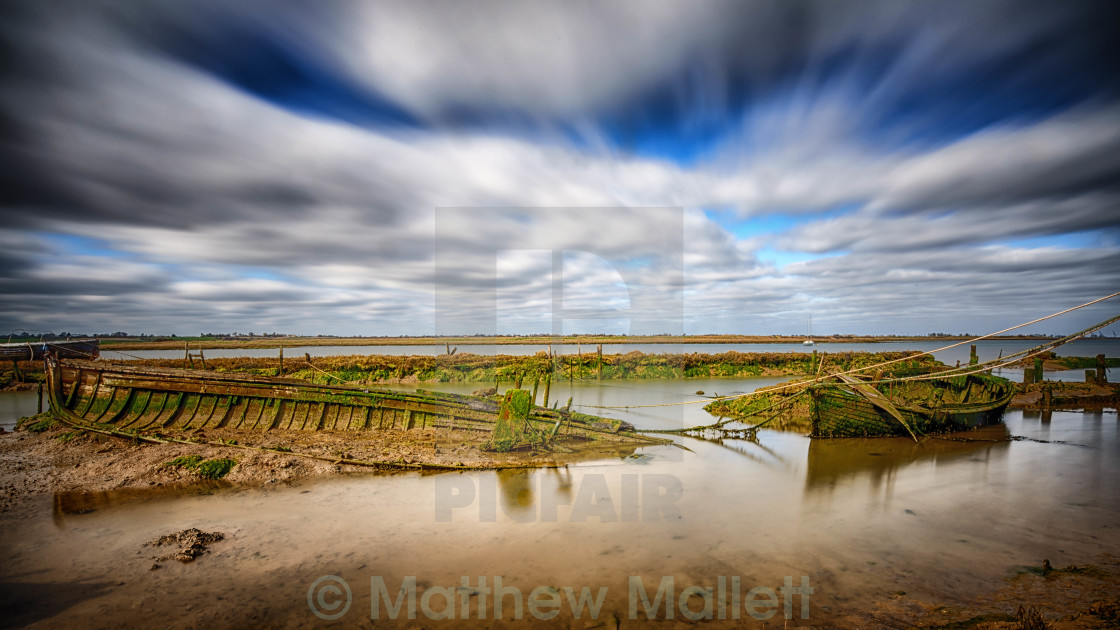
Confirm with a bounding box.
[0,422,643,513]
[846,557,1120,628]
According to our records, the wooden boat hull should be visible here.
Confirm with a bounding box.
[44,357,665,447]
[810,373,1015,438]
[1,339,99,361]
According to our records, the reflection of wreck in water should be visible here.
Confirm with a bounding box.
[804,424,1011,492]
[681,431,790,469]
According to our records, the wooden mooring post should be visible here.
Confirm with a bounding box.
[542,373,551,408]
[37,382,43,414]
[278,346,284,376]
[597,344,603,380]
[1033,357,1043,383]
[185,343,206,369]
[969,345,978,365]
[10,359,21,383]
[1097,354,1108,384]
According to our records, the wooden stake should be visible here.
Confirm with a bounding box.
[37,382,43,413]
[542,373,551,408]
[597,344,602,380]
[278,346,284,376]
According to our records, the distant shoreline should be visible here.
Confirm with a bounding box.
[93,333,1094,351]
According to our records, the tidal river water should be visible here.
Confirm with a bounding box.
[0,352,1117,627]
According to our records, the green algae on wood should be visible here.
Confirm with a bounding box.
[43,357,666,455]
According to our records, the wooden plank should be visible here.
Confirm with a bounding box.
[133,392,172,430]
[93,387,129,424]
[835,374,918,441]
[118,391,153,429]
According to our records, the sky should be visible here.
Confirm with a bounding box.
[1,0,1119,337]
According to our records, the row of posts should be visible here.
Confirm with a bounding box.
[495,344,606,408]
[1022,353,1109,385]
[1084,353,1110,385]
[178,343,609,391]
[182,343,292,377]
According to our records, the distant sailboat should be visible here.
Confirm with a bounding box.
[803,313,815,346]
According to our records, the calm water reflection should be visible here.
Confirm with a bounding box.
[0,390,41,430]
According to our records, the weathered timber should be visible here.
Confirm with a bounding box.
[0,339,99,361]
[43,357,667,448]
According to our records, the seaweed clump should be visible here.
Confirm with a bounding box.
[164,455,236,479]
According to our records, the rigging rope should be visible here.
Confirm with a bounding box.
[578,291,1120,410]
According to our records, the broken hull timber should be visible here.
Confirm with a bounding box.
[809,373,1015,438]
[44,357,666,447]
[1,339,99,361]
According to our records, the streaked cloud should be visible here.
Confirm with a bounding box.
[0,1,1117,336]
